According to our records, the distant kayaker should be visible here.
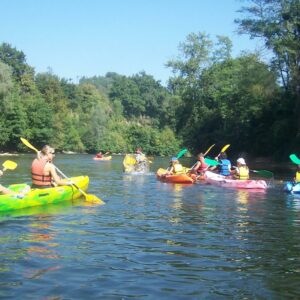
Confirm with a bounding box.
[190,153,208,176]
[135,147,146,164]
[96,152,103,158]
[31,145,72,188]
[167,157,184,175]
[231,158,249,180]
[209,152,232,176]
[294,164,300,183]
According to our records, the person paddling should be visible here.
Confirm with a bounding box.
[231,158,249,180]
[190,153,208,176]
[31,145,72,188]
[95,152,103,158]
[166,157,184,175]
[209,152,232,176]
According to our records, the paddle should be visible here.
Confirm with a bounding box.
[54,166,104,204]
[2,160,17,171]
[189,145,216,172]
[176,148,188,159]
[216,144,230,158]
[204,158,220,166]
[290,154,300,164]
[251,169,274,178]
[20,137,104,204]
[203,144,215,157]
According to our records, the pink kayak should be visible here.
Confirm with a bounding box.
[205,171,267,190]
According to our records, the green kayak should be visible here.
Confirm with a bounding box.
[0,176,89,212]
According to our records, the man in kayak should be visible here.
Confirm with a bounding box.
[209,152,232,176]
[190,153,208,176]
[166,157,184,174]
[31,145,72,188]
[231,158,249,180]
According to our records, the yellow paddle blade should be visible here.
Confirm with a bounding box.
[20,137,39,153]
[221,144,230,153]
[203,144,215,156]
[123,154,137,167]
[2,160,17,171]
[84,193,105,205]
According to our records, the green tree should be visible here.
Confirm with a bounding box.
[235,0,300,142]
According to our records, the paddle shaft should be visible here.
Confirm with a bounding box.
[55,166,88,196]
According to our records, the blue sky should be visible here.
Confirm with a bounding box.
[0,0,262,85]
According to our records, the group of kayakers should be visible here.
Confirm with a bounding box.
[166,151,300,185]
[1,145,300,196]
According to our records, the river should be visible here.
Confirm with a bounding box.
[0,154,300,299]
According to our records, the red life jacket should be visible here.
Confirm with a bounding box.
[31,158,52,186]
[197,157,208,173]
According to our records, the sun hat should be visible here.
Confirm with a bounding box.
[237,158,246,165]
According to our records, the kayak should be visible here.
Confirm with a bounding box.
[205,171,267,189]
[284,182,300,194]
[123,154,149,174]
[0,176,89,212]
[93,156,112,161]
[156,168,195,184]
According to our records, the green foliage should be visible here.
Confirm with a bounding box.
[0,61,13,98]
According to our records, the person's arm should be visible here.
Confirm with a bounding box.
[191,161,200,172]
[47,163,70,186]
[0,184,15,195]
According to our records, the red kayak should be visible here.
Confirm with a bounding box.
[205,171,267,189]
[156,168,195,184]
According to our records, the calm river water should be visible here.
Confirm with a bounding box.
[0,154,300,299]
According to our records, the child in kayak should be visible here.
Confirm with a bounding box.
[209,152,232,176]
[294,164,300,183]
[231,158,250,180]
[167,157,184,174]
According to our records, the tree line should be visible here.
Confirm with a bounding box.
[0,0,298,159]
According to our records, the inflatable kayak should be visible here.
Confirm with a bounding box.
[156,168,195,184]
[93,155,112,161]
[0,176,89,212]
[284,182,300,194]
[205,171,267,189]
[123,154,149,174]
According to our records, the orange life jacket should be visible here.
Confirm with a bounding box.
[31,158,52,186]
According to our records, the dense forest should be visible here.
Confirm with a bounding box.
[0,0,299,159]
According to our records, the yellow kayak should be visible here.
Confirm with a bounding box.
[0,176,89,212]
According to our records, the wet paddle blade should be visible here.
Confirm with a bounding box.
[290,154,300,164]
[2,160,17,171]
[252,169,274,178]
[205,158,219,166]
[176,148,188,159]
[85,193,105,204]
